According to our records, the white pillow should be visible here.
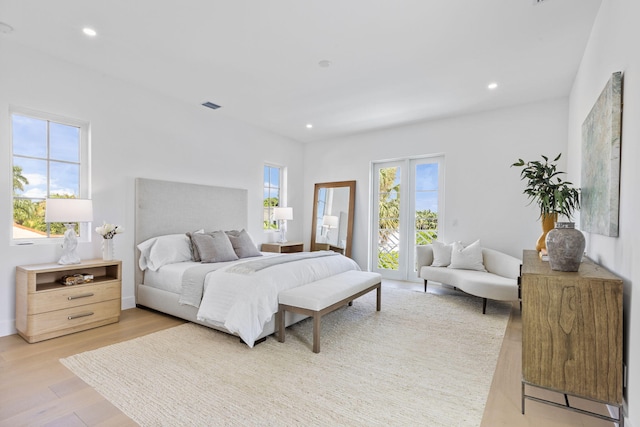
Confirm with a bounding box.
[137,234,193,271]
[430,241,454,267]
[448,240,486,271]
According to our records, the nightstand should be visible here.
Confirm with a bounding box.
[261,242,304,253]
[15,259,122,343]
[313,243,345,255]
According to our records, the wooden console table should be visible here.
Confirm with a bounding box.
[520,250,624,425]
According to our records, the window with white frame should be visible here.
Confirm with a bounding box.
[11,107,90,242]
[263,164,285,230]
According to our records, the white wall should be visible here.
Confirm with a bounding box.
[0,40,305,336]
[303,98,571,270]
[568,0,639,424]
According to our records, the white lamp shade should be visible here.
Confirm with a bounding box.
[45,198,94,223]
[274,207,293,221]
[322,215,339,228]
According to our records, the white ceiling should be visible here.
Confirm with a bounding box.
[0,0,602,143]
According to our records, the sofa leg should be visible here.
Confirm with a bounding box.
[482,298,487,314]
[424,280,428,292]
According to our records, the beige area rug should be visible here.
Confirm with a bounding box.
[60,287,510,427]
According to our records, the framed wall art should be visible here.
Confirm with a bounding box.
[581,71,623,237]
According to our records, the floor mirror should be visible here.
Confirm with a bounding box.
[310,180,356,258]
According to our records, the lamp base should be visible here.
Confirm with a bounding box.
[58,224,81,265]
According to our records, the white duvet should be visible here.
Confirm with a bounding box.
[196,253,360,347]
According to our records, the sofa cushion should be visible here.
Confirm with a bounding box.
[420,266,518,301]
[431,240,454,267]
[448,240,486,271]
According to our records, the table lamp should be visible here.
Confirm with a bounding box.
[273,207,293,243]
[322,215,339,243]
[45,198,93,264]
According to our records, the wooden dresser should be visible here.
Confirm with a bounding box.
[15,259,122,343]
[520,250,624,424]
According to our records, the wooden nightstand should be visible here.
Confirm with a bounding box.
[261,242,304,253]
[15,259,122,343]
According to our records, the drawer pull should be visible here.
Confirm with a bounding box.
[68,312,94,320]
[68,293,94,300]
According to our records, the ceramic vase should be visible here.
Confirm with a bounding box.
[536,213,557,252]
[102,238,114,261]
[545,222,585,272]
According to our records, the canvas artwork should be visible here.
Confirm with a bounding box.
[581,71,623,237]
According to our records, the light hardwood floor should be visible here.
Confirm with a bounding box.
[0,281,618,426]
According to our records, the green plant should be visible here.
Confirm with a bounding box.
[511,153,580,219]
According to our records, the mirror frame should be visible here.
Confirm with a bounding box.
[310,180,356,258]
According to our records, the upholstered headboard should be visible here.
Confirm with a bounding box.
[134,178,248,289]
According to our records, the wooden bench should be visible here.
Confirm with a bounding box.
[277,270,382,353]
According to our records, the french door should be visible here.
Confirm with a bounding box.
[371,156,444,281]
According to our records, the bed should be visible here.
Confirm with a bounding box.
[134,178,360,347]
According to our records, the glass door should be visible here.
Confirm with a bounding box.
[372,156,443,280]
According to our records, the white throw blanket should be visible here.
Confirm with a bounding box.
[197,253,360,347]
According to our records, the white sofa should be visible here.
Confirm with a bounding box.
[416,244,521,314]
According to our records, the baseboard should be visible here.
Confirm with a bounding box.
[122,295,136,310]
[0,319,17,338]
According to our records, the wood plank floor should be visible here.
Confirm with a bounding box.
[0,281,617,426]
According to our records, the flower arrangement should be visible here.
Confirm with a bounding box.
[95,222,124,239]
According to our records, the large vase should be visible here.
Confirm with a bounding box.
[536,213,557,252]
[102,238,114,261]
[545,222,585,272]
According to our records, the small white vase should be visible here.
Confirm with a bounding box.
[102,238,114,261]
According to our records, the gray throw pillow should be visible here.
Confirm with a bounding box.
[191,231,239,263]
[186,229,204,261]
[226,229,262,258]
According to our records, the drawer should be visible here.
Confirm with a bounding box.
[27,281,121,315]
[25,299,121,338]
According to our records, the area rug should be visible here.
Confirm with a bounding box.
[60,287,510,427]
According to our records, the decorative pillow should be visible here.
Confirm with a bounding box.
[137,234,193,271]
[448,240,486,271]
[191,231,239,263]
[226,229,262,259]
[430,241,454,267]
[186,229,205,261]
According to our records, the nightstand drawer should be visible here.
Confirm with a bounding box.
[24,299,121,341]
[27,281,121,315]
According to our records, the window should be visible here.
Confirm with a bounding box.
[263,165,282,230]
[11,107,90,242]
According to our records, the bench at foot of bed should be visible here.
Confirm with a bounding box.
[276,270,382,353]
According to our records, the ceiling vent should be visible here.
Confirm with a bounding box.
[202,101,221,110]
[533,0,547,4]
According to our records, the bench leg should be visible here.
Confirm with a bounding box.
[482,298,487,315]
[376,284,381,311]
[312,313,321,353]
[277,307,285,343]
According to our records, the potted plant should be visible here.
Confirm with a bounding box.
[511,154,582,261]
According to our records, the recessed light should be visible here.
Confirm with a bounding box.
[306,124,313,129]
[488,82,498,90]
[318,60,332,68]
[82,27,97,37]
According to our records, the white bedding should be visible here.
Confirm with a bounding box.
[143,252,360,347]
[198,252,359,347]
[142,253,276,293]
